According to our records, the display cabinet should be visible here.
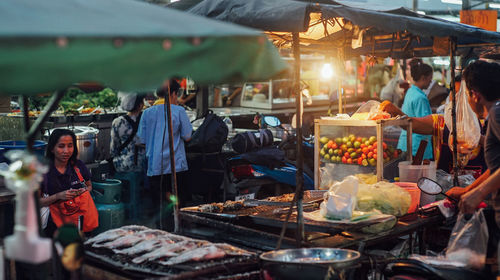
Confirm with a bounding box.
[314,118,412,189]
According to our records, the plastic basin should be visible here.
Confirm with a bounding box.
[0,140,47,162]
[395,182,421,214]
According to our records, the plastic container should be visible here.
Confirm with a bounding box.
[92,179,122,204]
[395,182,421,214]
[398,161,436,205]
[0,140,47,163]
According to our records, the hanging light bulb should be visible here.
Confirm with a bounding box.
[321,63,334,80]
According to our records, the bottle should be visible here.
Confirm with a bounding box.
[223,115,233,133]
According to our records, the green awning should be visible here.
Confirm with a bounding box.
[0,0,287,95]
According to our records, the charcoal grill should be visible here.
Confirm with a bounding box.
[85,245,260,279]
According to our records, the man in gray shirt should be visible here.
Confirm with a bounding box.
[458,61,500,214]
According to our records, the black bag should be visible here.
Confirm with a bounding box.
[107,114,140,175]
[231,129,273,154]
[186,110,228,154]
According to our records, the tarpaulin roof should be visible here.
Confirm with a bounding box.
[170,0,500,58]
[0,0,287,95]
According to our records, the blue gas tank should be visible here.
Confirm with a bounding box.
[94,203,125,234]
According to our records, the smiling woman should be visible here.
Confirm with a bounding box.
[39,129,98,237]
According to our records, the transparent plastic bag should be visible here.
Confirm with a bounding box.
[444,80,481,166]
[446,209,488,269]
[351,100,380,120]
[410,209,488,269]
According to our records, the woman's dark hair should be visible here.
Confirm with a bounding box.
[156,79,181,98]
[463,60,500,102]
[45,129,78,165]
[409,58,433,82]
[130,94,146,112]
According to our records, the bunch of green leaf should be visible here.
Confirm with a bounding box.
[58,87,118,112]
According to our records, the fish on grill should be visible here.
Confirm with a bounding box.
[213,243,253,256]
[131,240,204,264]
[161,243,253,265]
[113,238,168,255]
[161,244,226,265]
[93,229,168,249]
[84,225,148,245]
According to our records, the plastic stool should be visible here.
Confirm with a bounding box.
[113,171,143,221]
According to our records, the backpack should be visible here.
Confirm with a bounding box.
[186,110,228,154]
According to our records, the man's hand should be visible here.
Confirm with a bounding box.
[379,101,404,117]
[445,186,468,200]
[459,186,485,214]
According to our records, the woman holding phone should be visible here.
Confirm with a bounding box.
[40,128,98,237]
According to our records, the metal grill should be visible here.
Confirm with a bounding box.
[85,246,259,279]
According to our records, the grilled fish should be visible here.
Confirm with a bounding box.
[84,225,148,245]
[93,229,166,249]
[132,241,203,264]
[162,244,226,265]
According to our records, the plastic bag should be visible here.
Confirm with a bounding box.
[320,176,359,220]
[444,80,481,165]
[351,100,380,120]
[446,209,488,269]
[380,65,405,106]
[410,209,488,269]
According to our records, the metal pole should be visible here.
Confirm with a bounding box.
[292,32,304,246]
[462,0,471,10]
[413,0,418,11]
[196,86,209,119]
[165,89,180,233]
[449,38,459,186]
[21,96,33,152]
[337,65,343,114]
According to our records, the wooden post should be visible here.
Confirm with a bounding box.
[292,32,305,246]
[165,86,180,233]
[449,38,459,186]
[338,48,344,114]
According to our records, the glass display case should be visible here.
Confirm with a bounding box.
[240,79,330,109]
[314,118,412,189]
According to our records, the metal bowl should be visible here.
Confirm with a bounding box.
[260,248,360,280]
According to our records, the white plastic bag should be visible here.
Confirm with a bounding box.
[444,80,481,152]
[40,193,50,229]
[320,176,359,220]
[380,65,404,106]
[446,209,488,269]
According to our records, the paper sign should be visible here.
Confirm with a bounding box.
[460,10,497,32]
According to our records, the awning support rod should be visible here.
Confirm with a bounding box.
[449,37,459,186]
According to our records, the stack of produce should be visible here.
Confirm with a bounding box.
[319,134,401,166]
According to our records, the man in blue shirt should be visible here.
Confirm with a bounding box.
[138,79,192,229]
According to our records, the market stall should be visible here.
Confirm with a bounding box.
[0,0,287,278]
[173,0,500,249]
